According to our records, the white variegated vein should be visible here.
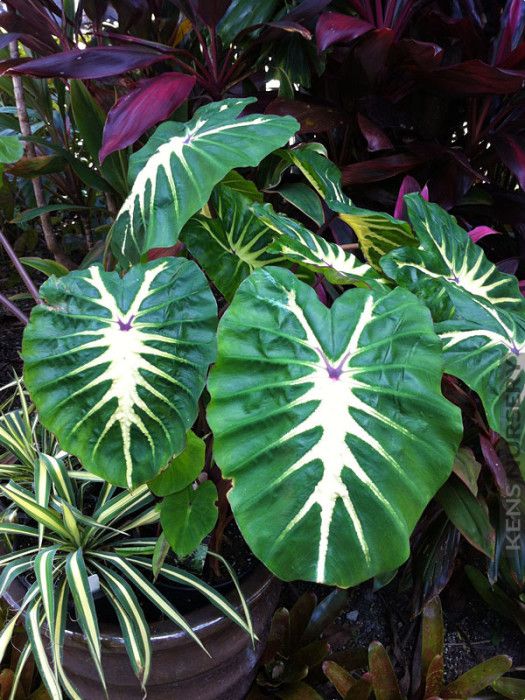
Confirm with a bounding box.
[265,291,412,582]
[38,264,194,488]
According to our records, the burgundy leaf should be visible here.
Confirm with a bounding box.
[265,20,312,40]
[496,257,519,275]
[7,45,170,79]
[286,0,332,23]
[357,113,393,152]
[394,175,426,219]
[427,60,525,95]
[316,12,374,52]
[265,98,344,133]
[99,72,195,163]
[468,225,499,243]
[479,435,508,494]
[193,0,231,28]
[493,0,525,66]
[342,153,427,185]
[494,133,525,190]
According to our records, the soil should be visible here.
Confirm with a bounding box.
[281,568,525,699]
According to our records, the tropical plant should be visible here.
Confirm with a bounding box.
[248,589,348,699]
[322,596,515,700]
[0,456,253,699]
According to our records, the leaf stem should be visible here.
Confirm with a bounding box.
[0,230,41,304]
[0,292,28,325]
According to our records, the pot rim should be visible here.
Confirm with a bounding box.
[4,562,275,648]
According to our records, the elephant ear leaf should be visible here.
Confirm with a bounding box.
[253,202,386,289]
[382,195,525,463]
[110,98,299,265]
[208,266,461,587]
[22,259,217,488]
[182,185,279,302]
[381,194,525,318]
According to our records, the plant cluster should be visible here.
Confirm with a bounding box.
[0,2,523,699]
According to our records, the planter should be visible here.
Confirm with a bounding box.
[5,565,280,700]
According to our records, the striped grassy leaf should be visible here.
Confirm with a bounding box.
[208,266,462,586]
[65,549,107,694]
[110,98,299,265]
[0,555,35,597]
[0,482,72,541]
[53,580,83,700]
[381,195,525,319]
[91,552,208,654]
[22,258,217,488]
[97,566,151,687]
[253,203,386,289]
[127,556,254,637]
[25,598,62,699]
[34,546,60,643]
[39,454,75,504]
[182,184,279,301]
[333,200,418,272]
[34,454,51,546]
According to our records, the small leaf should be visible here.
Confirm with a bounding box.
[7,155,66,177]
[323,660,355,697]
[148,431,205,496]
[303,589,348,644]
[0,134,23,163]
[13,204,91,224]
[452,447,481,495]
[368,641,402,700]
[436,476,495,557]
[424,655,444,698]
[160,480,218,557]
[421,597,444,677]
[278,183,324,226]
[492,677,525,699]
[442,655,512,697]
[289,592,317,649]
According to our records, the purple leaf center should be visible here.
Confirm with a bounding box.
[117,315,134,331]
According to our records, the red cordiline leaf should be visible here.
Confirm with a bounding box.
[357,113,393,152]
[394,175,427,220]
[468,225,499,243]
[427,60,525,94]
[494,132,525,190]
[7,45,169,79]
[99,72,196,163]
[316,12,374,52]
[342,153,427,184]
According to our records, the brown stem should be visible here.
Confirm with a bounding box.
[0,292,28,325]
[9,41,74,269]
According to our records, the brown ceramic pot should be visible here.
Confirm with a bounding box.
[5,565,280,700]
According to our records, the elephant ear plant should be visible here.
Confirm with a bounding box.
[1,97,524,697]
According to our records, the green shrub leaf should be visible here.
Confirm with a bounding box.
[208,267,462,586]
[22,259,217,487]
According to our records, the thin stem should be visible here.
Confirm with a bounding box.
[0,293,28,325]
[0,230,41,304]
[9,41,73,269]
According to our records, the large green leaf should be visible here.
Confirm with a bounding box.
[381,196,525,461]
[110,98,298,265]
[22,259,217,488]
[436,295,525,463]
[253,202,385,289]
[182,184,278,301]
[381,195,525,318]
[208,267,461,586]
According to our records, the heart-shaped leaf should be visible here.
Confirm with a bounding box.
[22,259,217,488]
[110,98,299,265]
[148,430,205,496]
[182,184,278,301]
[208,267,461,586]
[160,480,218,557]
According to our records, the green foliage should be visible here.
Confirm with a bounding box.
[208,266,462,586]
[22,259,217,488]
[110,98,298,265]
[0,457,253,700]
